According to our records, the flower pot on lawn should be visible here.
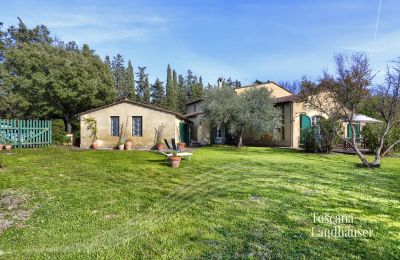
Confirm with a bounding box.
[125,140,133,150]
[177,143,185,150]
[92,140,100,149]
[156,143,164,151]
[169,156,181,168]
[118,144,125,150]
[5,144,12,151]
[0,144,4,150]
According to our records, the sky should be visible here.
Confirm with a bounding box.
[2,0,399,85]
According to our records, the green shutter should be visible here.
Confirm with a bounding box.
[347,123,353,139]
[300,114,311,129]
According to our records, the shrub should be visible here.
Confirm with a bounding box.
[52,119,66,145]
[301,119,339,153]
[0,154,5,169]
[362,123,400,154]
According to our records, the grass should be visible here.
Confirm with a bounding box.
[0,146,399,259]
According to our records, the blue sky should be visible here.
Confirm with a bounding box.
[2,0,399,85]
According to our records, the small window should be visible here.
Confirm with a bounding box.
[111,116,120,136]
[132,116,143,137]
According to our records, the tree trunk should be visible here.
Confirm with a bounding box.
[64,115,72,134]
[237,127,245,147]
[372,122,391,167]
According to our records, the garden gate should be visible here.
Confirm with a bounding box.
[0,119,52,148]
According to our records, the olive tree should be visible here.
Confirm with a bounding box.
[202,85,281,147]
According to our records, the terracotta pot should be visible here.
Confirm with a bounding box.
[177,143,185,150]
[118,144,125,150]
[156,143,164,151]
[0,144,4,150]
[169,156,181,168]
[125,141,133,150]
[92,140,100,149]
[5,144,12,151]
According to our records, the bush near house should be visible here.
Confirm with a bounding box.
[362,123,400,154]
[301,119,339,153]
[52,119,67,145]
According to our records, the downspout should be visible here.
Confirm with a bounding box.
[290,102,294,148]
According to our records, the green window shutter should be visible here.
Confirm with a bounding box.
[347,124,353,139]
[356,123,360,139]
[300,114,311,129]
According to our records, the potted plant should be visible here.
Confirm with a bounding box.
[177,142,185,150]
[125,136,133,150]
[4,141,12,151]
[117,140,125,150]
[169,150,181,168]
[155,124,166,151]
[84,117,99,149]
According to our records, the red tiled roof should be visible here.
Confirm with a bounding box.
[274,94,298,104]
[184,111,203,118]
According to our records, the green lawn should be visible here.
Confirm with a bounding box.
[0,146,399,259]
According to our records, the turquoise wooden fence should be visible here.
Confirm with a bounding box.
[0,119,52,148]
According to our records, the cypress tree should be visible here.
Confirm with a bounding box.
[111,54,126,99]
[151,78,165,107]
[171,69,179,111]
[178,74,189,114]
[166,64,173,105]
[135,66,148,101]
[144,76,150,103]
[126,60,135,99]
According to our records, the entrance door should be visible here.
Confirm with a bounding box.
[179,122,189,144]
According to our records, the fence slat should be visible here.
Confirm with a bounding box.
[0,119,52,148]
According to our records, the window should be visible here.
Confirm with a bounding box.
[132,116,143,137]
[111,116,120,136]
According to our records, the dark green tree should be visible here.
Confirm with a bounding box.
[111,54,126,99]
[178,74,189,114]
[144,76,150,103]
[104,55,111,69]
[166,64,173,104]
[126,60,135,99]
[135,66,148,101]
[151,78,165,106]
[2,42,115,132]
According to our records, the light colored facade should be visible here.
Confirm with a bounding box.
[186,81,328,148]
[78,100,189,149]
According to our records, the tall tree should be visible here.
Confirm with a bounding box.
[104,55,111,69]
[144,76,150,103]
[126,60,135,99]
[111,54,126,99]
[135,66,148,101]
[299,53,375,167]
[1,42,115,132]
[151,78,165,106]
[178,74,189,114]
[166,64,173,104]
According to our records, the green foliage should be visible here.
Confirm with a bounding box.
[52,119,66,145]
[111,54,126,99]
[126,60,135,99]
[203,86,281,146]
[1,21,116,131]
[362,123,400,154]
[301,119,339,153]
[144,76,150,103]
[151,78,165,107]
[84,117,97,141]
[135,66,148,102]
[186,69,203,102]
[177,74,188,114]
[0,153,4,169]
[166,65,179,111]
